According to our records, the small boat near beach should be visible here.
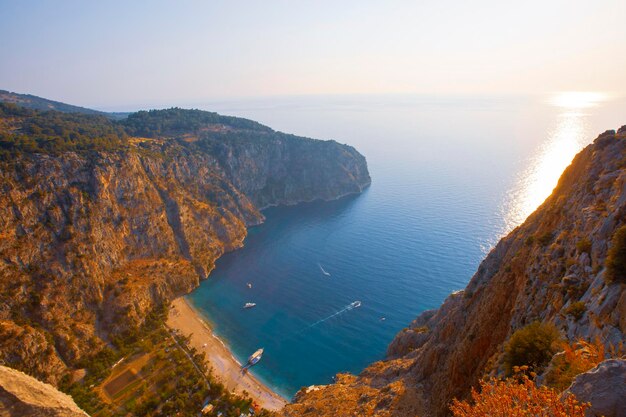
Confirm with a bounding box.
[248,348,264,365]
[243,302,256,309]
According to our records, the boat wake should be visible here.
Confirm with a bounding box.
[274,301,363,345]
[318,263,331,276]
[305,300,361,329]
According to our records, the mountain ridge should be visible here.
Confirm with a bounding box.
[0,90,129,120]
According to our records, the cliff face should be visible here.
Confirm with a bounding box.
[0,110,370,385]
[208,134,371,208]
[284,127,626,417]
[0,366,88,417]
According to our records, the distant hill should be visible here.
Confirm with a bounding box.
[0,90,129,120]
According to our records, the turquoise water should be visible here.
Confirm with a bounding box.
[188,94,625,399]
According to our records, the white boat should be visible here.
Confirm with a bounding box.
[351,301,362,308]
[248,348,264,365]
[243,302,256,309]
[247,282,252,289]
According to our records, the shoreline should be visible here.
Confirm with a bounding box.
[166,297,288,412]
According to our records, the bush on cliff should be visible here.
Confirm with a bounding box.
[450,372,589,417]
[605,225,626,284]
[564,301,586,321]
[544,339,605,391]
[503,321,561,376]
[576,237,592,254]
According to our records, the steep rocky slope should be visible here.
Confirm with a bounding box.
[0,106,370,386]
[0,366,88,417]
[284,126,626,417]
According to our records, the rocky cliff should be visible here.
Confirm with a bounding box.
[0,366,88,417]
[284,126,626,417]
[0,105,370,386]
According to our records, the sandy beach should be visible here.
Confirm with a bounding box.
[167,297,288,412]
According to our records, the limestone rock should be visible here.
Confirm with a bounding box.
[0,365,89,416]
[566,359,626,417]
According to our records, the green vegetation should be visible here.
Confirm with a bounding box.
[0,89,125,118]
[605,225,626,284]
[59,304,274,417]
[503,321,561,376]
[121,107,271,137]
[564,301,586,321]
[0,101,330,168]
[0,103,128,158]
[576,237,592,254]
[0,103,287,160]
[59,307,167,415]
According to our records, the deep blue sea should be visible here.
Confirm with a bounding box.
[187,93,625,399]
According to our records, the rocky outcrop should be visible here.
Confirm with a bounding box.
[0,123,370,385]
[285,127,626,416]
[209,135,371,208]
[0,366,88,416]
[566,358,626,417]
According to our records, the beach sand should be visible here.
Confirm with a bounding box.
[167,297,288,412]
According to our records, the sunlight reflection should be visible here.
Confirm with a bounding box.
[501,92,605,234]
[550,91,607,109]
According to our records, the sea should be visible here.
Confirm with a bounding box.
[186,93,625,399]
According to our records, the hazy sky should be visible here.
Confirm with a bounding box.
[1,0,625,109]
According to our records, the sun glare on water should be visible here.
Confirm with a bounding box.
[502,92,607,234]
[550,92,607,109]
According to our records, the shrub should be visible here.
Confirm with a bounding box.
[605,225,626,284]
[503,322,561,375]
[564,301,586,321]
[450,372,589,417]
[537,232,554,246]
[544,339,605,391]
[576,237,592,254]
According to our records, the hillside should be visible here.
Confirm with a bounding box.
[284,127,626,416]
[0,102,370,391]
[0,90,128,120]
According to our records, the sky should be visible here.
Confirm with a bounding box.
[1,0,625,109]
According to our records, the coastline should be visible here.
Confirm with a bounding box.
[167,297,288,412]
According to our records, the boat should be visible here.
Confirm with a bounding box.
[243,302,256,309]
[248,348,264,365]
[247,282,252,289]
[350,301,362,308]
[318,263,331,276]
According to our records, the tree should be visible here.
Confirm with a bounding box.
[503,322,561,375]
